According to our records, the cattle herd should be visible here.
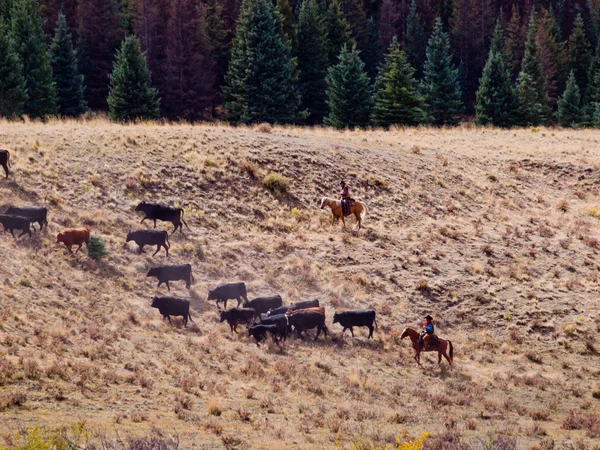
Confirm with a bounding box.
[0,186,378,346]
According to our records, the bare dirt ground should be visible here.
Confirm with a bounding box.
[0,120,599,449]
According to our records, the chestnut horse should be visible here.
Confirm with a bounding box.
[320,197,367,230]
[400,327,454,368]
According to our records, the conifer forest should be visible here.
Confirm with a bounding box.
[1,0,600,127]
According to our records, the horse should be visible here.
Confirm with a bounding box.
[320,197,367,230]
[400,327,454,368]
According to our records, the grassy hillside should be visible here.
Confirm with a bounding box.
[0,120,599,449]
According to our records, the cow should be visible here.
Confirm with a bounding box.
[256,314,289,341]
[266,299,320,317]
[126,230,170,257]
[135,201,188,234]
[220,308,256,333]
[248,324,282,346]
[208,282,248,309]
[285,306,325,316]
[0,215,31,238]
[151,296,194,327]
[242,295,283,319]
[287,311,328,341]
[5,206,48,231]
[147,264,193,290]
[0,150,10,178]
[332,310,378,339]
[56,227,90,252]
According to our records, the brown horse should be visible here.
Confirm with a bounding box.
[400,327,454,368]
[320,197,367,230]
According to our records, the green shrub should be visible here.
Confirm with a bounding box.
[194,241,205,260]
[87,235,109,262]
[263,172,290,194]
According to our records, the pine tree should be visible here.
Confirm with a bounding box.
[10,0,58,118]
[372,37,428,127]
[77,0,123,110]
[0,21,27,117]
[585,39,600,122]
[504,5,526,79]
[276,0,294,45]
[222,0,302,124]
[421,17,463,125]
[107,35,159,121]
[568,13,592,97]
[404,0,426,78]
[204,0,229,115]
[50,12,87,116]
[324,0,352,67]
[324,44,373,128]
[557,70,581,127]
[536,7,567,109]
[378,0,399,53]
[296,0,328,123]
[0,0,13,21]
[339,0,367,50]
[475,23,517,127]
[87,235,109,262]
[437,0,453,30]
[516,9,551,126]
[363,16,380,82]
[161,0,213,120]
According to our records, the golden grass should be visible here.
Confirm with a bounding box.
[0,118,600,448]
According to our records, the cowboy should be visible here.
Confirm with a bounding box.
[339,181,351,216]
[420,315,435,351]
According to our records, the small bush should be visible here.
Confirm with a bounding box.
[208,398,222,416]
[263,172,290,194]
[87,235,109,262]
[240,160,259,179]
[194,241,205,260]
[256,123,272,133]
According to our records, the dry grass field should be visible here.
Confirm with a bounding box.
[0,119,600,449]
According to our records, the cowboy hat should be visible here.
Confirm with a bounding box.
[424,315,433,320]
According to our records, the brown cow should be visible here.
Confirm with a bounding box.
[285,306,325,316]
[56,227,90,253]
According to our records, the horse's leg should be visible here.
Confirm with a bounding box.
[438,351,442,365]
[341,214,346,229]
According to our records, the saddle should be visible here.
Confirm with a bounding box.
[419,333,438,347]
[341,198,354,216]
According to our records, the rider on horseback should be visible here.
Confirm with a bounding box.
[339,181,351,216]
[420,315,434,351]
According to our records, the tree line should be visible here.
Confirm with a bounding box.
[0,0,599,127]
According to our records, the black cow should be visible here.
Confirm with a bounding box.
[147,264,193,290]
[5,206,48,231]
[135,201,188,234]
[266,299,319,317]
[288,311,328,341]
[256,314,289,341]
[220,308,255,333]
[126,230,170,257]
[333,310,378,339]
[0,150,9,178]
[151,296,194,327]
[248,324,282,346]
[208,282,248,309]
[0,215,31,237]
[243,295,283,319]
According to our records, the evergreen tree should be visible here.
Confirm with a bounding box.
[10,0,58,118]
[437,0,453,30]
[162,0,213,120]
[204,0,229,115]
[421,17,463,125]
[339,0,367,50]
[404,0,426,78]
[504,5,526,79]
[537,7,567,108]
[222,0,302,124]
[0,21,27,117]
[585,39,600,122]
[0,0,13,21]
[296,0,328,123]
[516,9,551,126]
[276,0,294,45]
[568,13,592,97]
[87,235,109,262]
[557,70,581,127]
[324,44,373,128]
[475,23,517,127]
[77,0,123,110]
[324,0,352,66]
[372,37,428,127]
[363,16,380,82]
[50,12,87,116]
[107,35,159,121]
[378,0,399,53]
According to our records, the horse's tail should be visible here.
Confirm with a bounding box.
[448,340,453,362]
[360,202,367,222]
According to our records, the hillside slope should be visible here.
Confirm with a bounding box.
[0,121,599,449]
